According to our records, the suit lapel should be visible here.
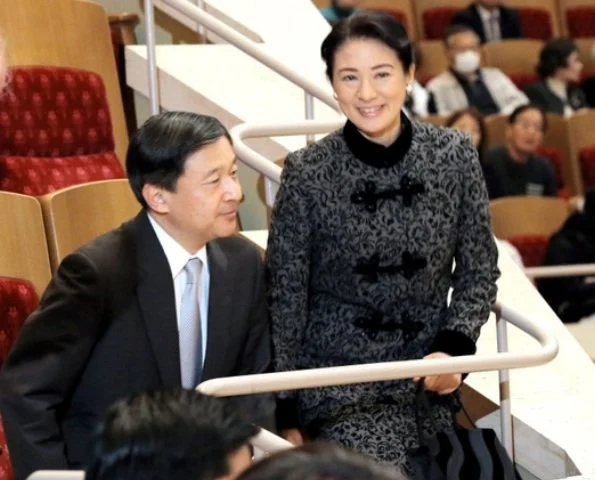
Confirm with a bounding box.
[134,213,181,388]
[201,241,232,380]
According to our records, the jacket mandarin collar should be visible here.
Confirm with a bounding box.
[343,111,413,169]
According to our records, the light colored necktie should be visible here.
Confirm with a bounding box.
[179,257,202,389]
[490,14,500,42]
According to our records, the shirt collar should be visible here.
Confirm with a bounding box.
[477,4,500,20]
[147,212,208,279]
[546,77,568,101]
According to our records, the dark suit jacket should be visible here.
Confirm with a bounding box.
[0,212,272,480]
[524,80,588,115]
[451,3,523,43]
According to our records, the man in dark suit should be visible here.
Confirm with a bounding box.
[0,112,273,480]
[451,0,523,44]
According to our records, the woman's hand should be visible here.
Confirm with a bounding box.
[413,352,462,395]
[281,428,304,446]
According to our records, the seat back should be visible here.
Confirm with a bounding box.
[364,0,418,39]
[505,0,561,39]
[0,66,115,157]
[39,179,139,270]
[569,109,595,192]
[414,0,469,40]
[0,191,51,296]
[559,0,595,36]
[416,40,450,85]
[482,39,543,89]
[489,196,572,239]
[0,0,128,164]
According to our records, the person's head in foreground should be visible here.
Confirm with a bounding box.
[126,111,242,253]
[321,11,415,146]
[85,389,258,480]
[237,443,408,480]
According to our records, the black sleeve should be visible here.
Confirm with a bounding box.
[0,252,105,480]
[507,8,524,38]
[542,159,558,197]
[481,160,501,199]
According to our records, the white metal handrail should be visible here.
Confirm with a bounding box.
[198,301,559,459]
[525,263,595,279]
[143,0,338,115]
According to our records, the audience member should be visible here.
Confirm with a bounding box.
[320,0,359,26]
[539,189,595,323]
[0,111,273,480]
[238,443,407,480]
[483,104,557,199]
[451,0,523,44]
[426,24,528,116]
[86,389,257,480]
[445,107,487,164]
[404,45,431,118]
[525,38,588,116]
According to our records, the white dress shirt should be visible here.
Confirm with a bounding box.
[478,5,501,42]
[148,213,210,365]
[546,77,574,117]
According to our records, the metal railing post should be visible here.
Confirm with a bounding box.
[496,304,514,459]
[196,0,206,40]
[144,0,160,115]
[304,92,315,144]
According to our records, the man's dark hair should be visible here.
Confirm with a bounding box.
[508,103,548,132]
[536,38,579,79]
[443,23,478,47]
[85,389,258,480]
[126,111,232,209]
[321,11,414,81]
[237,443,407,480]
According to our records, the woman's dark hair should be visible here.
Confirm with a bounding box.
[446,107,488,163]
[508,103,548,132]
[536,38,578,79]
[320,11,413,81]
[126,111,232,209]
[238,442,407,480]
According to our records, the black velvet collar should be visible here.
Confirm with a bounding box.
[343,111,413,169]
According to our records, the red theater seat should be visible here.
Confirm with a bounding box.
[508,234,550,267]
[566,6,595,38]
[0,276,39,365]
[579,145,595,190]
[0,67,125,195]
[422,7,459,40]
[517,7,554,40]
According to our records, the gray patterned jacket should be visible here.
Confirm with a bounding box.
[266,115,500,429]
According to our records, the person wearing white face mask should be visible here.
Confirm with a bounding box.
[426,24,528,116]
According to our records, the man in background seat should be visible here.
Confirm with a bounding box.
[451,0,523,44]
[0,111,273,480]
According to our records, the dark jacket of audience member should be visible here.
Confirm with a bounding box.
[86,389,257,480]
[483,145,558,199]
[482,104,557,199]
[451,2,523,44]
[524,38,588,116]
[539,191,595,323]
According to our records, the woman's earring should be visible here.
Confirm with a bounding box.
[333,92,338,101]
[406,82,413,95]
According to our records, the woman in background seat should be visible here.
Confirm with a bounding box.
[266,11,499,473]
[445,107,487,165]
[524,38,588,116]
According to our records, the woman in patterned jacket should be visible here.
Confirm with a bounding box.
[266,11,500,471]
